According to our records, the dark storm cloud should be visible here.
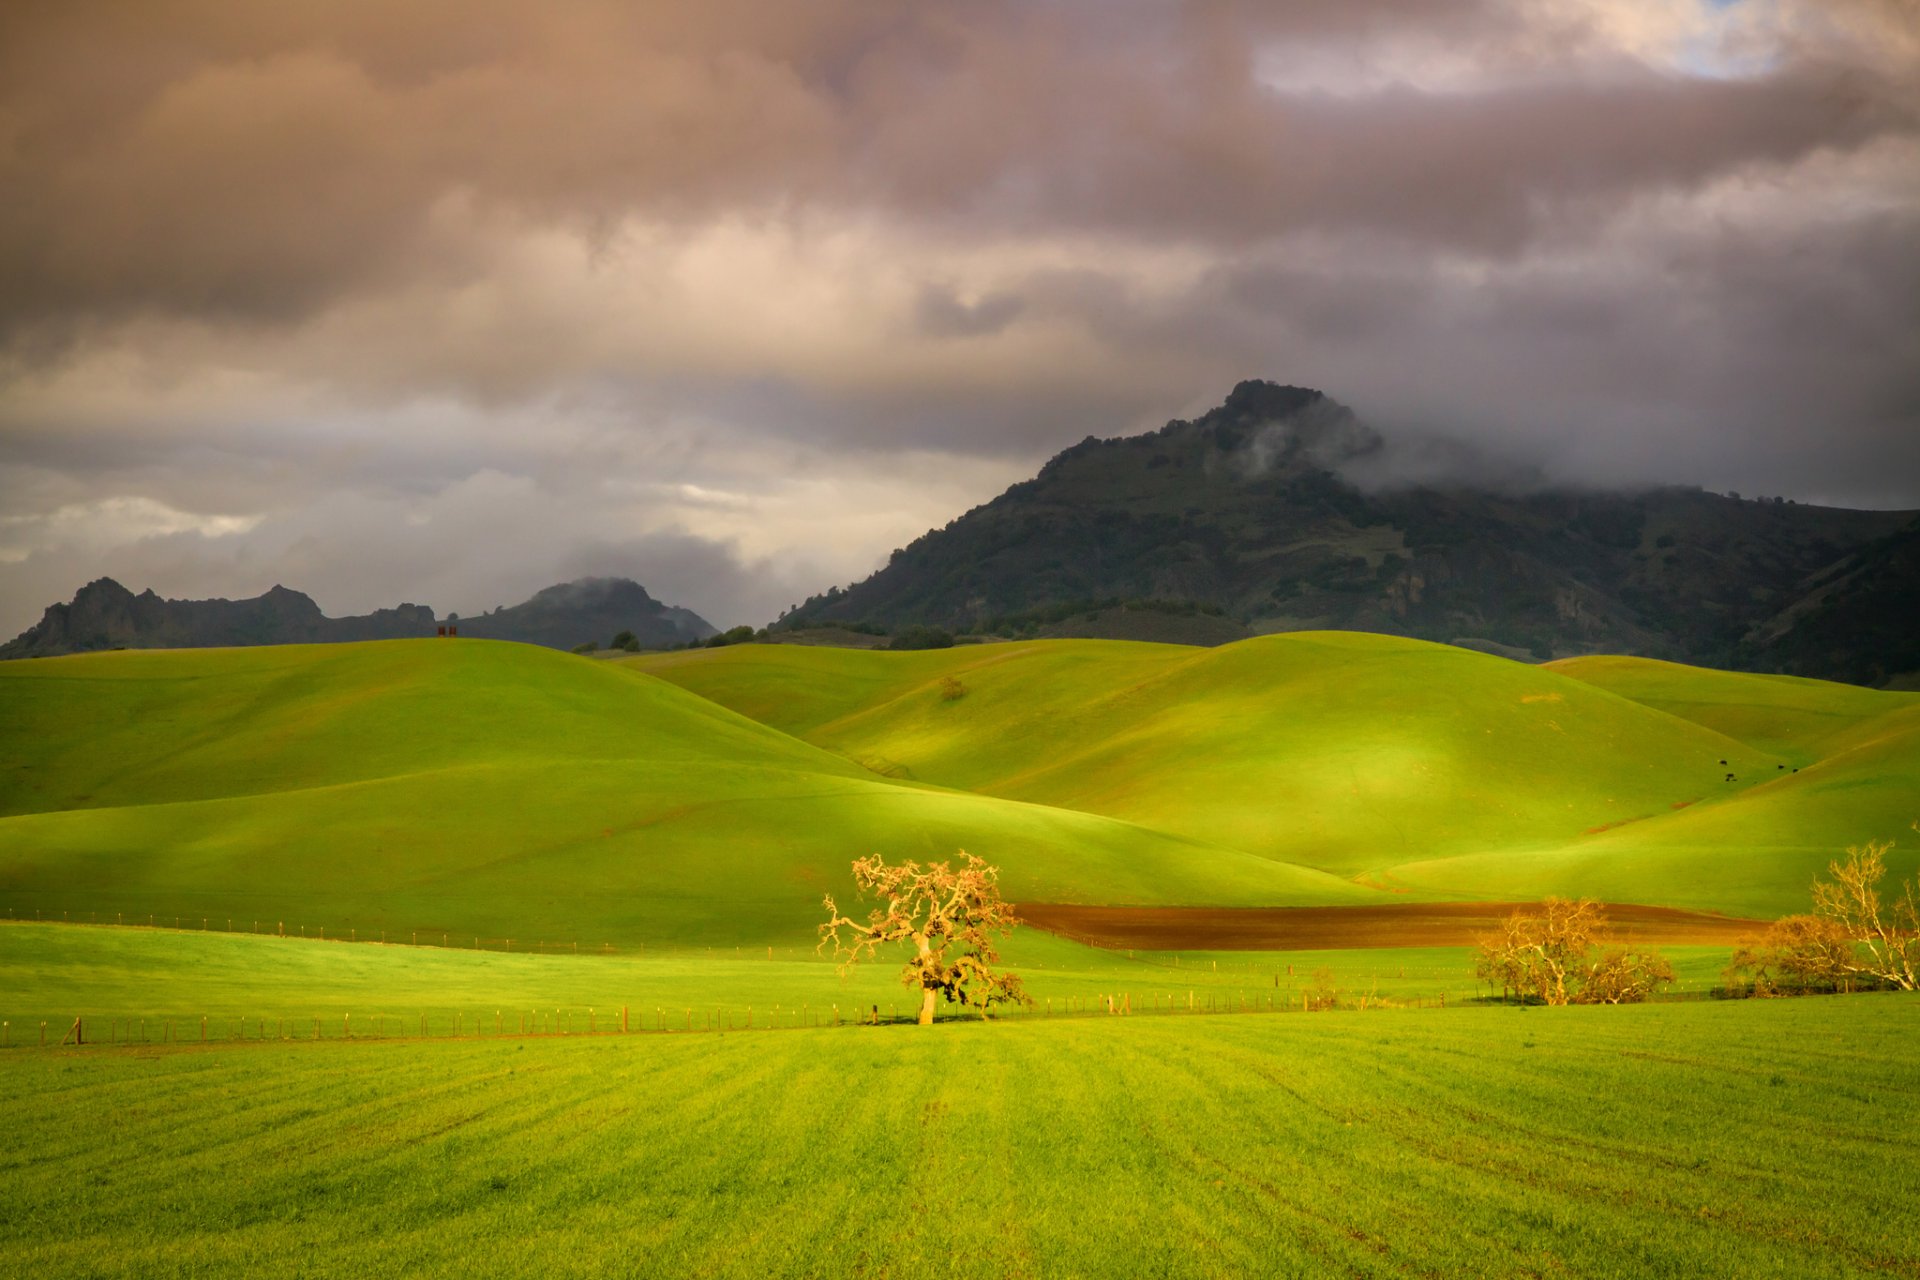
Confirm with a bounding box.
[0,0,1916,636]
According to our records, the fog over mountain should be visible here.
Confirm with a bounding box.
[1,1,1916,636]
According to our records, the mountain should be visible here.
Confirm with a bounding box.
[455,577,714,649]
[1740,513,1920,688]
[0,578,437,659]
[0,575,713,659]
[780,381,1915,683]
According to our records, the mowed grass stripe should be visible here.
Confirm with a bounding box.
[3,999,1916,1279]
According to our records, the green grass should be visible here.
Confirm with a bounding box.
[1548,654,1911,759]
[0,641,1367,946]
[2,994,1914,1278]
[6,635,1916,940]
[630,636,1920,915]
[629,634,1786,875]
[0,921,1519,1038]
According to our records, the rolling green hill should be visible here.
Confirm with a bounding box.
[0,640,1369,945]
[629,635,1920,914]
[5,634,1913,942]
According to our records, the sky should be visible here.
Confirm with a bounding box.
[2,0,1917,633]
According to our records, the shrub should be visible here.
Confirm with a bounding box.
[888,625,954,651]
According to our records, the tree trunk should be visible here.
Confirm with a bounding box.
[914,932,938,1025]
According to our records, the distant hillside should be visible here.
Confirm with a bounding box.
[1740,513,1920,687]
[0,578,436,659]
[455,577,714,650]
[780,381,1914,684]
[1,575,713,659]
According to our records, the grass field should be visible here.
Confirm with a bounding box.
[629,635,1920,917]
[5,636,1913,939]
[0,918,1793,1054]
[5,636,1918,1275]
[2,993,1914,1279]
[0,641,1371,946]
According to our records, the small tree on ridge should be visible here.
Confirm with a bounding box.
[819,852,1030,1025]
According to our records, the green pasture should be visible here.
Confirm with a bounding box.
[632,636,1920,915]
[4,634,1916,940]
[0,921,1504,1038]
[0,921,1753,1045]
[0,641,1366,947]
[2,994,1914,1279]
[630,634,1785,873]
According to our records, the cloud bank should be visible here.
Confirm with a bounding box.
[1,0,1916,631]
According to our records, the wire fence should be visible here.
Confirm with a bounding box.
[5,979,1908,1052]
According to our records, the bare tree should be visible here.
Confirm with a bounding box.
[819,852,1030,1025]
[1807,837,1919,991]
[1580,947,1676,1004]
[1476,898,1673,1005]
[1476,897,1607,1005]
[1723,914,1854,994]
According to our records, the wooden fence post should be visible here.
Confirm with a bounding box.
[622,1006,629,1034]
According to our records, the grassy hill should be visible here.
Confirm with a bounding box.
[630,635,1920,915]
[4,634,1912,941]
[0,641,1369,945]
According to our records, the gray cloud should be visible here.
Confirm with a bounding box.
[1,0,1917,636]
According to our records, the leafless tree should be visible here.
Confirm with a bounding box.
[1476,897,1607,1005]
[1580,947,1676,1004]
[1723,914,1854,994]
[819,852,1030,1025]
[1807,836,1918,991]
[1476,898,1673,1005]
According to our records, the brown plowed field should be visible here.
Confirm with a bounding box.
[1015,902,1767,951]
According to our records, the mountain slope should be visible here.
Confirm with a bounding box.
[779,380,1912,682]
[1738,513,1920,687]
[0,640,1369,943]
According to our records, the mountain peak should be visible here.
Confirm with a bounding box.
[782,381,1914,683]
